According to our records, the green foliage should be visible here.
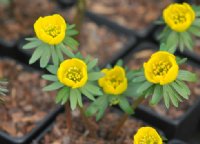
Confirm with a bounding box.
[132,66,197,108]
[23,24,79,68]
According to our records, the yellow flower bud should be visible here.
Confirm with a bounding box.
[34,14,66,45]
[143,51,179,85]
[57,58,88,88]
[98,66,127,95]
[163,3,195,32]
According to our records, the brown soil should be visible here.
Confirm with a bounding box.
[79,21,127,66]
[40,109,144,144]
[0,0,57,43]
[87,0,172,30]
[194,39,200,55]
[125,49,200,119]
[0,58,56,137]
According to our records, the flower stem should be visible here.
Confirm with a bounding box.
[73,0,87,34]
[108,96,144,139]
[66,102,72,131]
[78,106,97,138]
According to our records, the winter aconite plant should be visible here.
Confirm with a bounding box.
[133,50,196,108]
[23,14,79,68]
[42,55,103,110]
[86,62,135,121]
[158,3,200,52]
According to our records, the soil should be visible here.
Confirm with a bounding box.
[87,0,172,30]
[79,20,127,66]
[0,0,57,43]
[0,58,56,137]
[125,49,200,119]
[40,109,145,144]
[193,38,200,56]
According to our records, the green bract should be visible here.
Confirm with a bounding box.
[23,24,79,68]
[42,53,103,110]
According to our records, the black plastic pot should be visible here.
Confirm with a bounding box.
[168,139,188,144]
[116,42,200,142]
[0,49,65,144]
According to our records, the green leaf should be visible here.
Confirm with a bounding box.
[163,85,170,108]
[23,40,42,49]
[132,76,146,83]
[176,80,191,95]
[29,46,44,64]
[25,37,38,41]
[176,57,187,65]
[80,87,95,101]
[166,31,178,53]
[137,81,153,94]
[166,85,178,107]
[87,58,98,71]
[68,24,76,29]
[180,32,194,51]
[188,26,200,37]
[70,89,79,110]
[84,82,102,96]
[116,59,123,66]
[60,43,75,58]
[144,85,154,98]
[177,70,197,82]
[171,82,189,99]
[157,26,170,40]
[192,18,200,28]
[179,34,185,52]
[124,82,143,97]
[40,48,51,68]
[55,45,64,61]
[56,87,70,104]
[50,46,59,66]
[42,74,58,81]
[67,29,79,36]
[43,82,63,91]
[126,70,143,80]
[150,85,162,105]
[76,89,83,107]
[88,72,104,81]
[119,97,133,114]
[64,37,79,50]
[159,43,168,51]
[46,65,58,74]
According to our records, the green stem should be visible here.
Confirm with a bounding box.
[79,106,97,138]
[66,102,72,131]
[108,96,144,139]
[73,0,87,35]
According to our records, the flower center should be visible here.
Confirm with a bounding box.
[44,24,61,38]
[65,67,83,83]
[152,61,172,76]
[172,12,186,24]
[107,75,123,89]
[139,134,159,144]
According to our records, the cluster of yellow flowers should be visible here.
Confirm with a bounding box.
[24,2,198,144]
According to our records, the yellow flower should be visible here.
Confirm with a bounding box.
[57,58,88,88]
[98,66,127,95]
[163,3,195,32]
[134,127,163,144]
[34,14,66,45]
[144,51,179,85]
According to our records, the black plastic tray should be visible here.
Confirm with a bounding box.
[117,42,200,141]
